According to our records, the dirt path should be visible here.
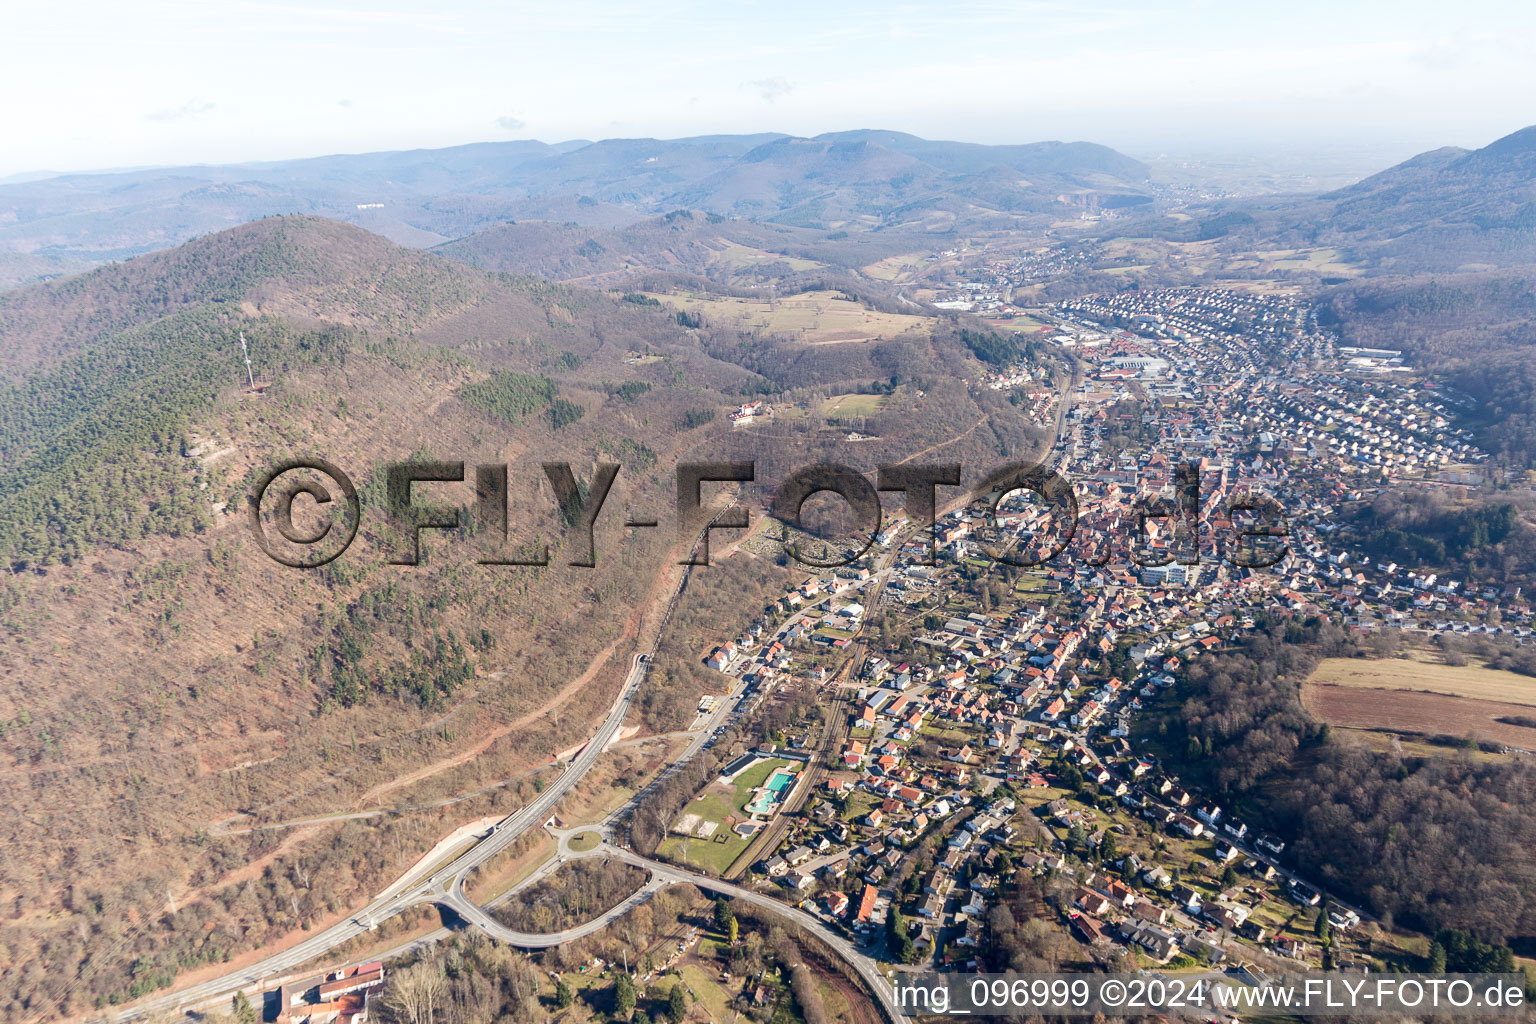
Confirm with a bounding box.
[167,582,636,918]
[180,627,637,902]
[353,632,631,808]
[0,729,283,780]
[889,419,984,466]
[173,823,331,911]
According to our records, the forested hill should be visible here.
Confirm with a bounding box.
[0,216,509,374]
[1311,124,1536,271]
[433,208,931,285]
[0,215,558,568]
[0,214,770,568]
[0,213,731,1013]
[1184,124,1536,273]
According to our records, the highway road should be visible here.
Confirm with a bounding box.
[441,869,671,947]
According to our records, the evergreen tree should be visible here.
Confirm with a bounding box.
[1428,940,1448,974]
[615,972,636,1018]
[713,897,733,934]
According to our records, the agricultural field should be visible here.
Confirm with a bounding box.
[1302,685,1536,749]
[1303,655,1536,748]
[709,239,824,274]
[1253,247,1361,277]
[1307,655,1536,705]
[1331,727,1507,763]
[1094,236,1360,290]
[995,314,1056,332]
[859,251,927,282]
[821,392,887,417]
[1100,236,1208,264]
[644,289,931,344]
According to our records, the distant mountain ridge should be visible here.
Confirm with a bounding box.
[814,129,1149,179]
[0,130,1151,277]
[1196,124,1536,272]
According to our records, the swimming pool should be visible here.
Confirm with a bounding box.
[745,768,797,815]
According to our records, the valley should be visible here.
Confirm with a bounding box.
[2,117,1536,1024]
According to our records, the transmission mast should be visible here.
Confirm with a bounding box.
[239,332,256,391]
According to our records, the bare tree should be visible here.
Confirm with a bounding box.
[378,961,447,1024]
[788,964,828,1024]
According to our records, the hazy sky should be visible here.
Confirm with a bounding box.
[5,0,1534,177]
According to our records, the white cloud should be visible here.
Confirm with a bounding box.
[495,115,526,131]
[145,99,215,123]
[746,77,794,102]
